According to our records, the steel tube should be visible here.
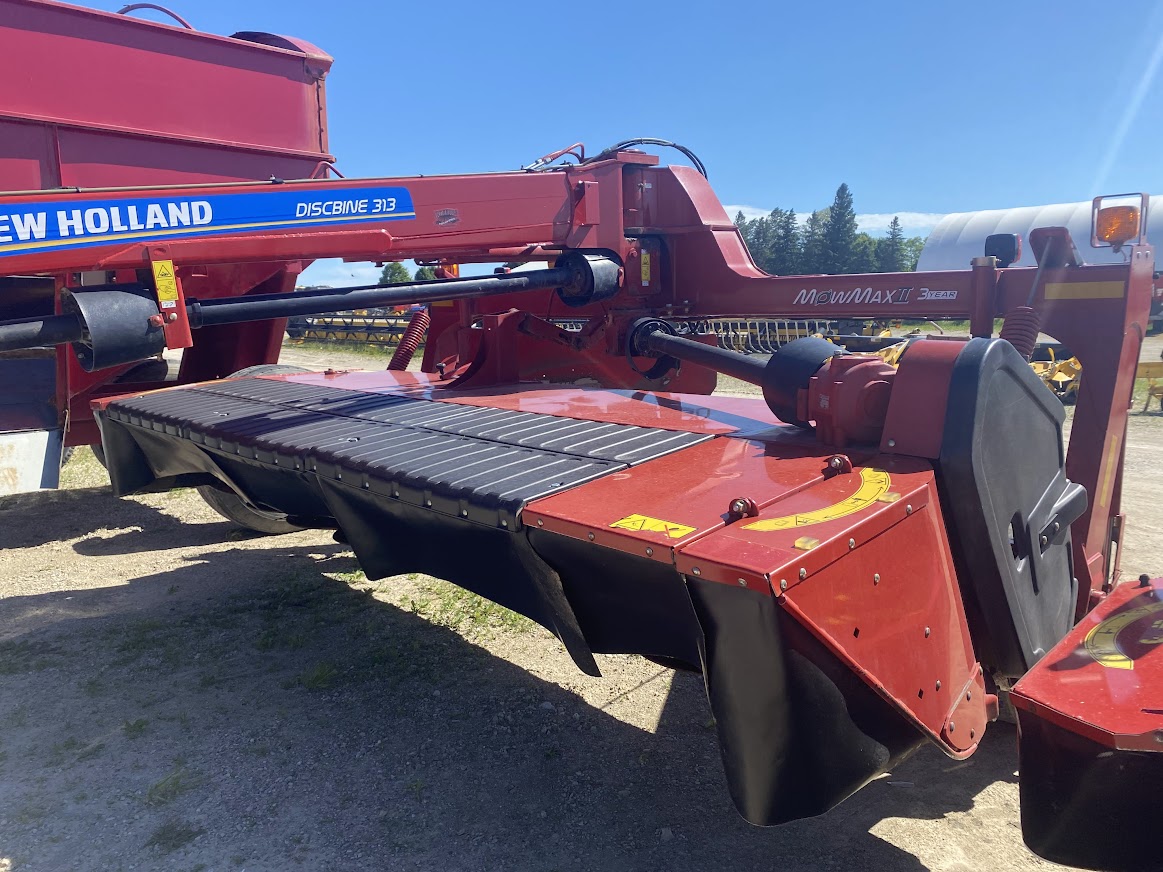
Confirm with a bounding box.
[190,268,573,328]
[638,330,768,385]
[0,313,84,352]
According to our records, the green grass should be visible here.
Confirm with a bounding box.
[146,766,202,806]
[145,818,205,854]
[286,339,405,359]
[405,579,532,636]
[296,661,338,691]
[0,640,59,675]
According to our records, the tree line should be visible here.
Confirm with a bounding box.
[735,183,925,276]
[373,183,925,286]
[378,263,436,284]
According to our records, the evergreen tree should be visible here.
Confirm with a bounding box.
[877,216,906,272]
[852,233,879,274]
[378,262,411,285]
[901,237,926,271]
[769,209,800,275]
[801,208,829,274]
[822,184,857,273]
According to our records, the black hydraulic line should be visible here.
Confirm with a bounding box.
[0,266,577,353]
[188,268,572,328]
[637,329,767,385]
[0,313,85,353]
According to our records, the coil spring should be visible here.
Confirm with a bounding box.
[387,307,431,371]
[999,306,1041,360]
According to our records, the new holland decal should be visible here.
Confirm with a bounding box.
[0,186,416,256]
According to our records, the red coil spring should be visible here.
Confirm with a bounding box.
[387,307,431,371]
[999,306,1041,360]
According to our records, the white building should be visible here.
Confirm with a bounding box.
[918,195,1161,270]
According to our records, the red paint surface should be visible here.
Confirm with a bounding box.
[1012,576,1163,751]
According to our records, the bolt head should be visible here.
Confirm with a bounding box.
[935,680,942,690]
[645,547,654,557]
[798,568,807,580]
[830,457,842,469]
[905,504,913,515]
[779,579,788,591]
[587,532,595,541]
[924,627,931,638]
[848,538,856,549]
[692,567,701,576]
[737,578,747,587]
[949,720,955,733]
[537,519,544,526]
[887,439,896,448]
[873,573,881,584]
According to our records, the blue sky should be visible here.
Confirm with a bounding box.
[107,1,1163,284]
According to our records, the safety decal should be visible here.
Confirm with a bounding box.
[151,259,179,308]
[1044,281,1125,301]
[609,514,696,539]
[0,185,415,257]
[743,468,892,532]
[1084,601,1163,670]
[640,251,651,287]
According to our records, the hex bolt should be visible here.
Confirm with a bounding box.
[737,578,747,587]
[692,567,701,576]
[925,627,931,638]
[500,520,509,528]
[887,439,896,448]
[935,680,942,690]
[587,532,595,541]
[848,538,856,550]
[461,510,468,517]
[798,568,807,580]
[949,721,955,733]
[645,547,654,557]
[905,504,913,515]
[779,579,788,591]
[829,457,843,470]
[537,519,544,527]
[729,498,749,514]
[1039,534,1048,547]
[873,573,881,585]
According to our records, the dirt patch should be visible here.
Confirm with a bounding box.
[3,338,1161,871]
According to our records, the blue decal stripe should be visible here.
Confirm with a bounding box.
[0,210,416,256]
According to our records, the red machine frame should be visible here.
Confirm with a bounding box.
[1,153,1149,614]
[1,146,1157,870]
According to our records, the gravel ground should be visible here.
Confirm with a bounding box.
[0,336,1160,872]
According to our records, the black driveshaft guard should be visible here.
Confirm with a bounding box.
[937,338,1085,678]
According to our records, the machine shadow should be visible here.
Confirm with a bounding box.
[0,520,1020,871]
[0,482,266,554]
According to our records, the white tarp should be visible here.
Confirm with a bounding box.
[917,195,1161,271]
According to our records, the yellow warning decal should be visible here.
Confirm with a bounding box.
[609,513,695,539]
[1044,281,1125,301]
[1084,602,1163,670]
[151,259,179,307]
[640,251,651,287]
[743,468,892,532]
